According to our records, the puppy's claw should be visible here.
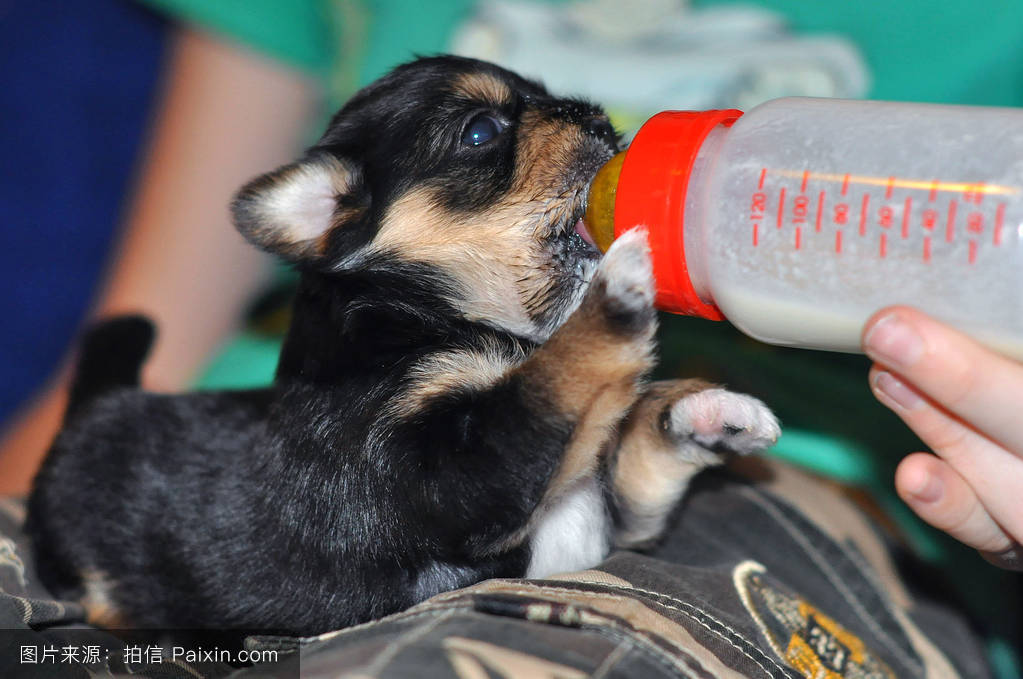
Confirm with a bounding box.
[666,389,780,462]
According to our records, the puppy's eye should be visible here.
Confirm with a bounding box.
[461,114,506,147]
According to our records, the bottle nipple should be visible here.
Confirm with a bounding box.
[581,110,740,320]
[584,151,626,253]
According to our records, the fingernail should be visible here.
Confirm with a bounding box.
[864,313,925,368]
[981,544,1023,571]
[903,465,943,503]
[874,371,924,411]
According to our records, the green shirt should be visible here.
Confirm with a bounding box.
[143,0,1023,106]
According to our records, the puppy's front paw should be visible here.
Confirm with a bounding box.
[665,388,780,463]
[588,227,655,333]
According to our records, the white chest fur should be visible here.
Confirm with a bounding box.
[526,476,609,578]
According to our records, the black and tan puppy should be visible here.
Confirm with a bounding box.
[27,56,779,636]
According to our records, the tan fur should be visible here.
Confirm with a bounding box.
[373,188,543,337]
[612,380,714,547]
[81,569,127,628]
[388,340,521,417]
[452,72,513,106]
[508,113,589,207]
[481,273,657,556]
[513,288,657,507]
[372,116,593,339]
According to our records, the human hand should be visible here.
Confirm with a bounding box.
[862,306,1023,570]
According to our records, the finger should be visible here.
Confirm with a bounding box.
[862,306,1023,454]
[870,366,1023,545]
[895,452,1014,554]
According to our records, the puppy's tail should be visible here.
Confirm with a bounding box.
[66,315,155,422]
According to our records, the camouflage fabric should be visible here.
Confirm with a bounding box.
[0,460,991,678]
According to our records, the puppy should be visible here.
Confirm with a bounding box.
[27,56,779,636]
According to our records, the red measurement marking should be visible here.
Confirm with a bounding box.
[793,195,809,224]
[841,174,850,196]
[758,168,767,190]
[753,222,759,247]
[879,206,893,229]
[834,203,849,225]
[880,233,888,258]
[885,176,895,199]
[929,180,938,202]
[946,199,958,243]
[795,226,802,250]
[815,191,825,232]
[800,170,809,193]
[995,203,1006,245]
[969,240,978,264]
[923,236,932,262]
[835,230,843,253]
[859,194,869,236]
[902,197,912,238]
[967,212,984,234]
[777,188,786,229]
[750,192,767,219]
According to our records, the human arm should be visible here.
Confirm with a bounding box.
[0,27,318,495]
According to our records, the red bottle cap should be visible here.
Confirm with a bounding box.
[614,109,742,319]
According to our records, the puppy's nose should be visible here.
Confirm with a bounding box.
[583,117,616,147]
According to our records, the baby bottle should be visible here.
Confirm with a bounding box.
[585,98,1023,359]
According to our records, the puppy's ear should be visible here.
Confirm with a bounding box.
[231,154,366,263]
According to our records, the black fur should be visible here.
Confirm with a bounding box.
[27,56,782,638]
[28,56,628,635]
